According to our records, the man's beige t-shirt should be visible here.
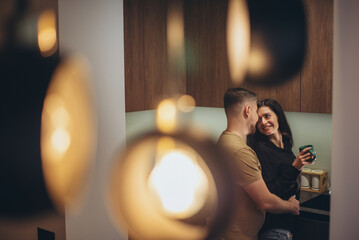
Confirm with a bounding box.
[217,131,265,240]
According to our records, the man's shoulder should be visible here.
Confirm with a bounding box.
[218,131,245,145]
[218,132,258,160]
[218,132,245,152]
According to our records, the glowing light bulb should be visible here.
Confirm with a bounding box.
[227,0,250,84]
[42,94,71,161]
[156,99,177,133]
[178,95,196,113]
[51,106,70,127]
[156,137,176,155]
[148,150,209,218]
[167,2,184,56]
[248,47,271,77]
[41,55,95,214]
[37,9,58,57]
[51,127,71,154]
[167,1,185,69]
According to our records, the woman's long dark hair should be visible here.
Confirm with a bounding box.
[249,99,293,149]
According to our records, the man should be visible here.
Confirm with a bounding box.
[217,88,299,240]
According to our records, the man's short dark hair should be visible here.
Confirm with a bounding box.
[223,88,257,111]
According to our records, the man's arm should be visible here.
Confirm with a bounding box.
[243,178,300,215]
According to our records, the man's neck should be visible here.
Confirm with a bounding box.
[226,116,249,141]
[226,128,247,141]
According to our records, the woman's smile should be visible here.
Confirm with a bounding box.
[257,106,279,136]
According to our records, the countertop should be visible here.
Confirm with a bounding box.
[295,190,330,240]
[300,190,330,219]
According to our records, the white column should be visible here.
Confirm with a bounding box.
[58,0,127,239]
[331,0,359,239]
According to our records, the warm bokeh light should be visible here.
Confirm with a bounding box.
[107,133,221,240]
[41,54,96,214]
[156,136,176,155]
[178,95,196,113]
[148,150,209,218]
[37,9,58,57]
[226,0,250,84]
[248,46,271,78]
[156,99,177,133]
[51,127,71,155]
[51,106,70,127]
[167,1,185,67]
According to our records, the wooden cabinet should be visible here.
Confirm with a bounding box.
[124,0,186,112]
[124,0,145,112]
[241,74,301,112]
[300,0,333,113]
[124,0,333,113]
[184,0,232,108]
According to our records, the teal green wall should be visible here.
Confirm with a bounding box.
[126,107,332,180]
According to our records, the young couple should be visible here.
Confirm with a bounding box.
[217,88,314,240]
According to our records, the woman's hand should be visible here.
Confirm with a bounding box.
[292,147,314,170]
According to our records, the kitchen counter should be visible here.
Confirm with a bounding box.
[295,190,330,240]
[300,190,330,204]
[300,190,330,217]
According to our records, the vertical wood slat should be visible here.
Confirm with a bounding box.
[143,0,169,110]
[124,0,145,112]
[185,0,232,108]
[300,0,333,113]
[184,0,301,110]
[125,0,187,112]
[124,0,332,113]
[241,73,301,112]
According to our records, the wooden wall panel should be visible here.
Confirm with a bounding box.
[143,0,169,110]
[242,73,301,112]
[184,0,301,111]
[185,0,232,108]
[124,0,332,113]
[300,0,333,113]
[124,0,145,112]
[125,0,187,112]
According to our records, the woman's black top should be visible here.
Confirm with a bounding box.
[251,137,301,235]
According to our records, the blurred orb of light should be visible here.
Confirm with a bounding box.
[37,9,58,57]
[51,127,71,155]
[226,0,250,85]
[167,0,185,71]
[167,2,184,55]
[245,0,307,85]
[148,150,209,218]
[156,136,176,155]
[157,99,177,133]
[41,54,96,215]
[106,131,237,240]
[247,46,271,78]
[178,95,196,113]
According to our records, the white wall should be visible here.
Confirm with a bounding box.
[331,0,359,239]
[58,0,126,239]
[286,112,332,179]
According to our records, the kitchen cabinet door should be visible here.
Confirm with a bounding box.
[124,0,145,112]
[142,0,171,110]
[300,0,333,113]
[124,0,186,112]
[241,73,301,112]
[124,0,333,113]
[184,0,301,111]
[184,0,233,108]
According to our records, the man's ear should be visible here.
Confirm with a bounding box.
[244,105,251,118]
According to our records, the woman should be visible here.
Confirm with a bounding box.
[248,99,314,240]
